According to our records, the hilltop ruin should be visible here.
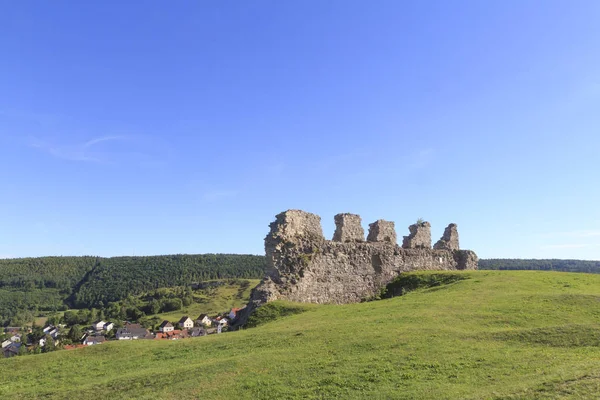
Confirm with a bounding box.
[235,210,478,326]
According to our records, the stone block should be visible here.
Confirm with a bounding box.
[333,213,364,242]
[366,220,397,244]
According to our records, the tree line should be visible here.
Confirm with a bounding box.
[479,259,600,273]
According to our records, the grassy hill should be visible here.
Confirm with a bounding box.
[3,270,600,399]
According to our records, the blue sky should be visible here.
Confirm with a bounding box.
[1,1,600,260]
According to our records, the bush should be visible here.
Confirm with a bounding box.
[245,302,311,328]
[377,272,469,299]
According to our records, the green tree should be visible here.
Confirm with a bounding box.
[68,325,83,342]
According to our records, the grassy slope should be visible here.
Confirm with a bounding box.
[3,271,600,399]
[153,279,261,322]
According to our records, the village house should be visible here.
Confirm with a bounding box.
[2,342,21,358]
[196,314,212,327]
[189,327,207,337]
[93,320,106,331]
[92,321,114,332]
[1,339,11,349]
[48,328,59,339]
[4,327,20,335]
[42,325,59,340]
[83,336,106,346]
[158,321,174,333]
[115,323,153,340]
[178,316,194,330]
[155,329,189,340]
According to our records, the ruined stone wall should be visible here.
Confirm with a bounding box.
[234,210,478,326]
[402,221,432,249]
[434,223,460,251]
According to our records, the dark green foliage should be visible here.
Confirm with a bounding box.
[377,272,468,299]
[480,259,600,273]
[0,256,98,291]
[245,302,311,328]
[0,254,266,326]
[72,254,266,308]
[0,288,64,326]
[67,325,83,342]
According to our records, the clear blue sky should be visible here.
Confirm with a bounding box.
[1,1,599,260]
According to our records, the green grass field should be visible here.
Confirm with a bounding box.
[3,271,600,399]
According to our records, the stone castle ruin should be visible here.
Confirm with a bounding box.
[234,210,478,326]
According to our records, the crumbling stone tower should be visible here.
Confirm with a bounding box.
[434,223,460,251]
[333,213,364,242]
[402,221,432,249]
[367,220,397,244]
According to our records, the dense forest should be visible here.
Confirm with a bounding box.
[0,254,267,326]
[71,254,266,307]
[479,259,600,273]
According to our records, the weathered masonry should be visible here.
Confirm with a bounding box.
[234,210,478,326]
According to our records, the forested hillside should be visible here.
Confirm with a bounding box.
[72,254,266,307]
[0,254,266,326]
[479,258,600,273]
[0,256,98,291]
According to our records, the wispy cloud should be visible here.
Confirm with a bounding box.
[83,136,127,148]
[28,135,161,165]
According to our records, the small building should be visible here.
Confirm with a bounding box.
[92,320,107,331]
[4,327,20,335]
[47,327,59,339]
[42,325,55,334]
[155,329,189,340]
[83,336,106,346]
[1,340,11,349]
[189,327,207,337]
[2,342,21,358]
[115,323,153,340]
[178,316,194,330]
[158,321,174,333]
[196,314,212,327]
[103,322,114,332]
